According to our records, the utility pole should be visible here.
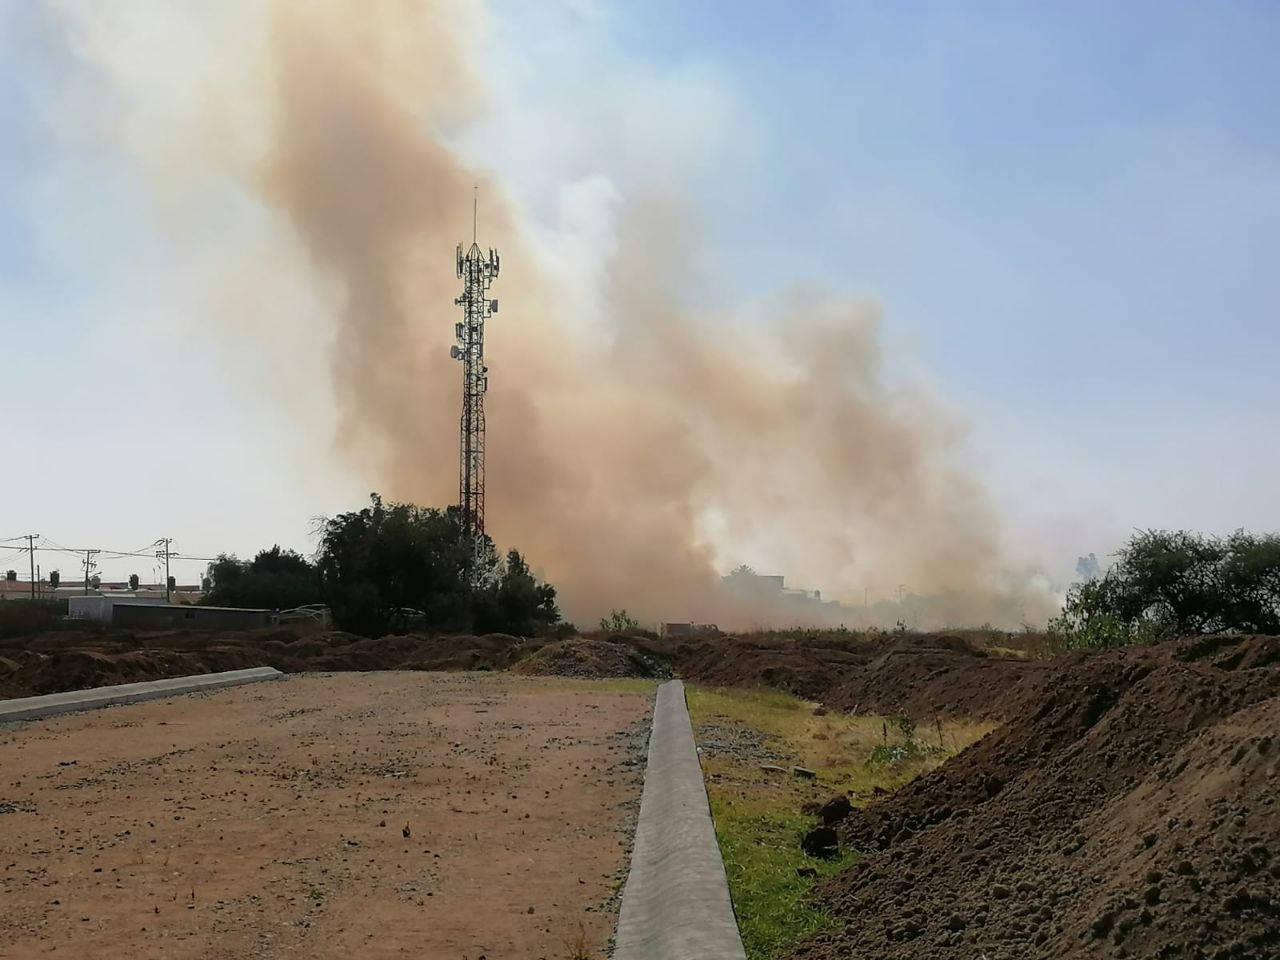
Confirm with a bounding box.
[156,539,173,602]
[82,549,100,596]
[25,534,38,600]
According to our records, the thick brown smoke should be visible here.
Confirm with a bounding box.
[55,0,1052,628]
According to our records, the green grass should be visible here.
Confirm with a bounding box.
[710,796,854,958]
[687,684,992,959]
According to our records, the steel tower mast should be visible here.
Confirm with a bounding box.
[451,198,500,573]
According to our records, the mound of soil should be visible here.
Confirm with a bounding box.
[1,629,1045,713]
[512,639,670,680]
[665,632,1051,719]
[790,634,1280,960]
[0,629,547,698]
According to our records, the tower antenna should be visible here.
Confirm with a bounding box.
[472,185,478,244]
[452,194,500,582]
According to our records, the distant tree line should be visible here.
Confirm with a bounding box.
[1052,529,1280,647]
[204,494,562,638]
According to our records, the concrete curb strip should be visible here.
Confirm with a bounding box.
[0,667,284,723]
[614,679,747,960]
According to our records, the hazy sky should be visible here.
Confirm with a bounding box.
[1,0,1278,590]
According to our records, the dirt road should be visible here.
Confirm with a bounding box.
[0,672,653,959]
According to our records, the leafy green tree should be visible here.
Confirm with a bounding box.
[204,545,320,610]
[1219,531,1280,633]
[473,550,561,636]
[1052,529,1280,647]
[315,495,563,637]
[315,494,486,636]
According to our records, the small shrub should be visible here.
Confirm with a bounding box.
[599,609,640,632]
[867,739,946,767]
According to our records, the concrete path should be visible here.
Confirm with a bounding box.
[0,667,282,722]
[614,679,747,960]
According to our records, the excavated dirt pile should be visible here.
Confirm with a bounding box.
[512,638,671,680]
[790,634,1280,960]
[660,632,1052,719]
[2,629,1047,709]
[0,629,550,698]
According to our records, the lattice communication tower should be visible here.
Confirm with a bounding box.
[450,212,500,572]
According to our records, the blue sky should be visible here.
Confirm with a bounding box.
[616,2,1280,399]
[1,0,1278,587]
[608,0,1280,556]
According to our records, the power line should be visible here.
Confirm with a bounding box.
[20,543,219,562]
[7,540,223,594]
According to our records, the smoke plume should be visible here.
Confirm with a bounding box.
[49,0,1053,627]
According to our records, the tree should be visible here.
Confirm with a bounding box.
[206,554,244,595]
[316,495,481,636]
[1075,553,1101,581]
[204,546,320,611]
[1219,531,1280,634]
[314,494,561,637]
[1052,529,1280,647]
[473,550,561,636]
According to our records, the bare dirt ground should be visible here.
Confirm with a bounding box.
[0,672,652,960]
[0,630,671,698]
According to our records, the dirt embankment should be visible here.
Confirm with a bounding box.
[0,629,552,699]
[652,631,1053,720]
[1,628,1037,707]
[790,633,1280,960]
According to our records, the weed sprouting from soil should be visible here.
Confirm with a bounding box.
[563,920,591,959]
[866,739,946,766]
